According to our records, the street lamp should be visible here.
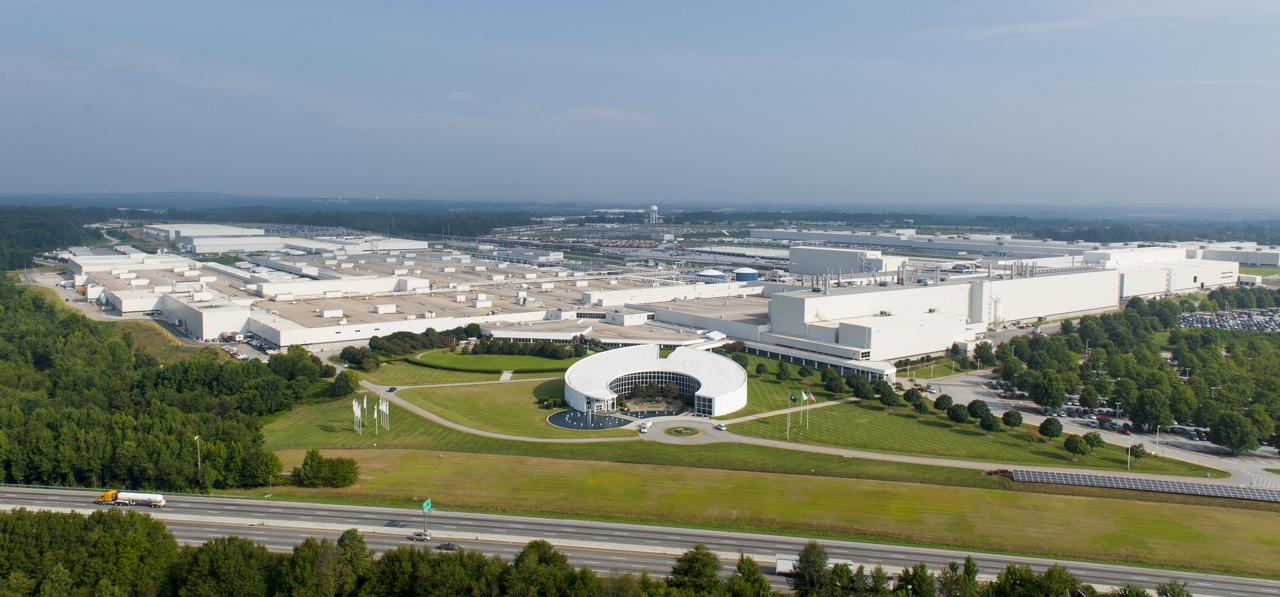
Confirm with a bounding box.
[194,435,202,478]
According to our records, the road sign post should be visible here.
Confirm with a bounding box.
[422,498,432,532]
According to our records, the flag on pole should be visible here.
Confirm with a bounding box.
[803,391,816,402]
[352,398,362,434]
[789,393,798,404]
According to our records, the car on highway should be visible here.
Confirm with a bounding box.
[436,542,461,551]
[407,531,432,541]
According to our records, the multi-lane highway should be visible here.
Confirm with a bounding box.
[4,486,1279,595]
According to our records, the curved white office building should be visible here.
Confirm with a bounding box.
[563,345,748,417]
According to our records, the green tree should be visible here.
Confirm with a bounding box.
[755,363,768,376]
[933,394,953,412]
[79,509,178,597]
[894,562,936,596]
[1039,417,1063,439]
[879,392,902,408]
[967,400,990,419]
[979,414,1002,433]
[1129,389,1172,432]
[1130,443,1148,460]
[1083,431,1106,451]
[37,565,73,597]
[903,388,924,405]
[504,540,580,597]
[974,342,996,366]
[725,554,771,597]
[913,399,931,416]
[1155,579,1193,597]
[331,370,361,396]
[1002,410,1023,428]
[1064,434,1089,458]
[176,536,276,597]
[669,543,722,594]
[1211,412,1260,454]
[790,541,831,597]
[731,354,750,369]
[298,448,326,488]
[775,361,793,382]
[279,537,343,597]
[797,364,813,378]
[936,556,980,597]
[946,404,970,425]
[824,376,848,394]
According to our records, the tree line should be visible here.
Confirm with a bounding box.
[0,278,348,491]
[0,508,1196,597]
[0,206,116,270]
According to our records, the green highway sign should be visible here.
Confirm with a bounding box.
[422,498,432,512]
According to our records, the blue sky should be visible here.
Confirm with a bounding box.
[1,1,1277,208]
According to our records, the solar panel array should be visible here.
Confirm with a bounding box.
[1011,470,1280,503]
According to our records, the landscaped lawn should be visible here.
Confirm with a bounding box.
[730,401,1222,477]
[718,353,838,418]
[414,350,583,373]
[398,379,633,439]
[263,398,1005,490]
[235,448,1280,578]
[900,358,969,381]
[360,361,498,386]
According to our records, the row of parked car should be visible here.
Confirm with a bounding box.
[220,345,254,362]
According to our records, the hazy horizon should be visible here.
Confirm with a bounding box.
[2,2,1277,208]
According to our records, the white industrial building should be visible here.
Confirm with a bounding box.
[789,246,907,275]
[563,345,747,416]
[61,226,1244,384]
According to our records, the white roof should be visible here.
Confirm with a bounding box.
[696,269,725,276]
[564,345,746,400]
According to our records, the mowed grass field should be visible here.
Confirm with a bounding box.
[414,351,583,372]
[241,448,1280,577]
[730,402,1222,477]
[262,398,1004,489]
[398,380,633,439]
[360,362,498,386]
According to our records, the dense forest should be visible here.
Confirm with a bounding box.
[0,508,1193,597]
[0,277,344,491]
[996,286,1280,454]
[0,206,116,270]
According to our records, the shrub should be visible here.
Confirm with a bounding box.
[967,399,990,419]
[933,395,953,412]
[1002,410,1023,427]
[979,414,1002,433]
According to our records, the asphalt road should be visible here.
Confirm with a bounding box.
[4,487,1279,596]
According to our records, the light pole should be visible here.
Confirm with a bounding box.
[194,435,202,479]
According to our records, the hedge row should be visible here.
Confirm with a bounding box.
[401,357,568,375]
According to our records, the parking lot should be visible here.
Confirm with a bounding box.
[1180,308,1280,333]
